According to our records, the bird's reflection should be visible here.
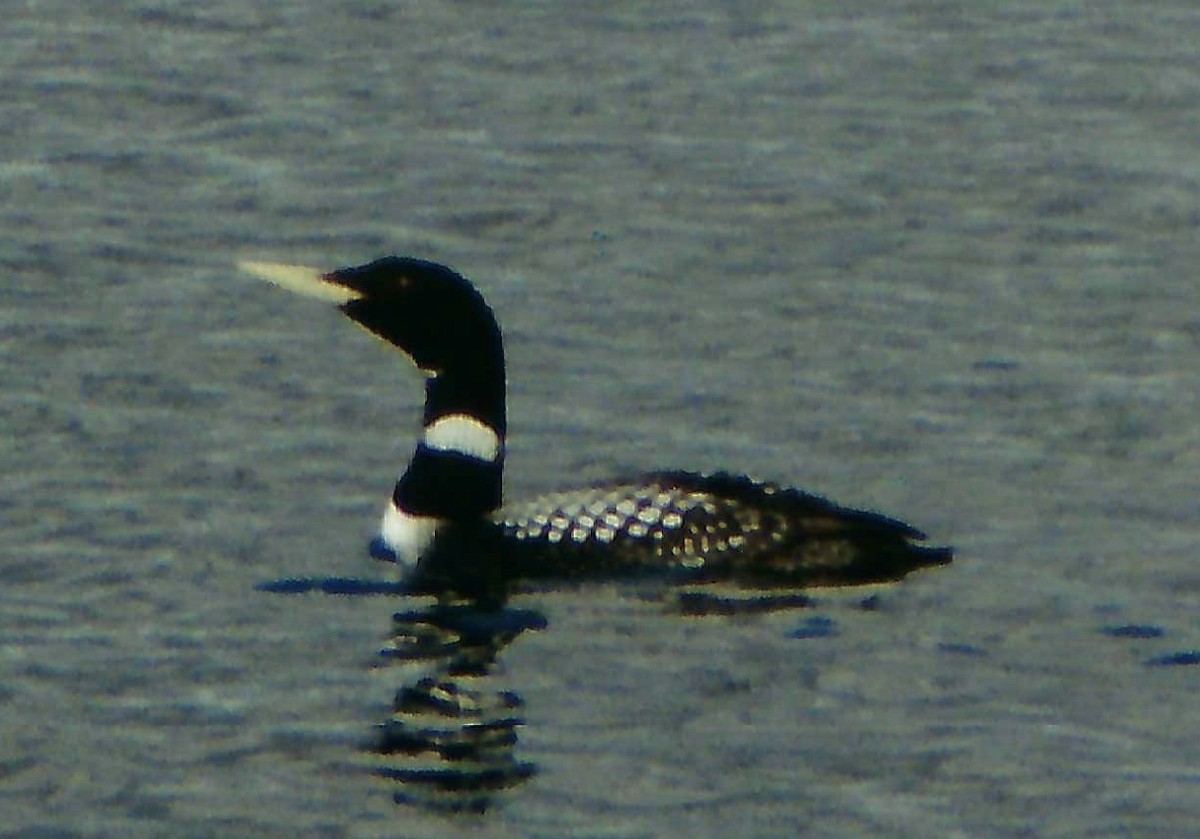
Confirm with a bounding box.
[367,602,546,812]
[258,576,543,811]
[259,575,819,813]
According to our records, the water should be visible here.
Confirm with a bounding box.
[4,1,1200,836]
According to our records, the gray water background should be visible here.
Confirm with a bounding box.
[3,1,1200,836]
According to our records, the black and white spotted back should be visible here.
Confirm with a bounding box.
[490,470,950,585]
[498,475,755,569]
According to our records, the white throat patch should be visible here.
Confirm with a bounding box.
[423,413,502,461]
[379,501,440,570]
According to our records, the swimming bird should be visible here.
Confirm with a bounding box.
[240,257,951,599]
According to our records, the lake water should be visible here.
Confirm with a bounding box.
[3,2,1199,836]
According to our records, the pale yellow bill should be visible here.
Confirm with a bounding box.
[237,260,361,304]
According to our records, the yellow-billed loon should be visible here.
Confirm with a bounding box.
[240,257,951,598]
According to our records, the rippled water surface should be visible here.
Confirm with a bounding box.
[4,2,1200,836]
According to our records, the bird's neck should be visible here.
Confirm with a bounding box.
[393,344,508,520]
[423,355,506,440]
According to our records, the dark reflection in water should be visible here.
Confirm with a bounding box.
[259,576,817,812]
[369,603,546,812]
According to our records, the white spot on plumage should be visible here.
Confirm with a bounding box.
[627,521,648,538]
[616,499,637,516]
[662,511,683,529]
[636,507,661,525]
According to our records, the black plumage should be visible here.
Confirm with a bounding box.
[242,256,952,597]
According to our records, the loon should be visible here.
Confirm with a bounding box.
[240,257,951,598]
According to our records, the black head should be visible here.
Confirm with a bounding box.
[241,255,507,434]
[325,257,501,375]
[329,256,507,435]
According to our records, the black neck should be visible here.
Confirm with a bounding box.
[423,352,507,439]
[393,367,506,519]
[397,295,508,519]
